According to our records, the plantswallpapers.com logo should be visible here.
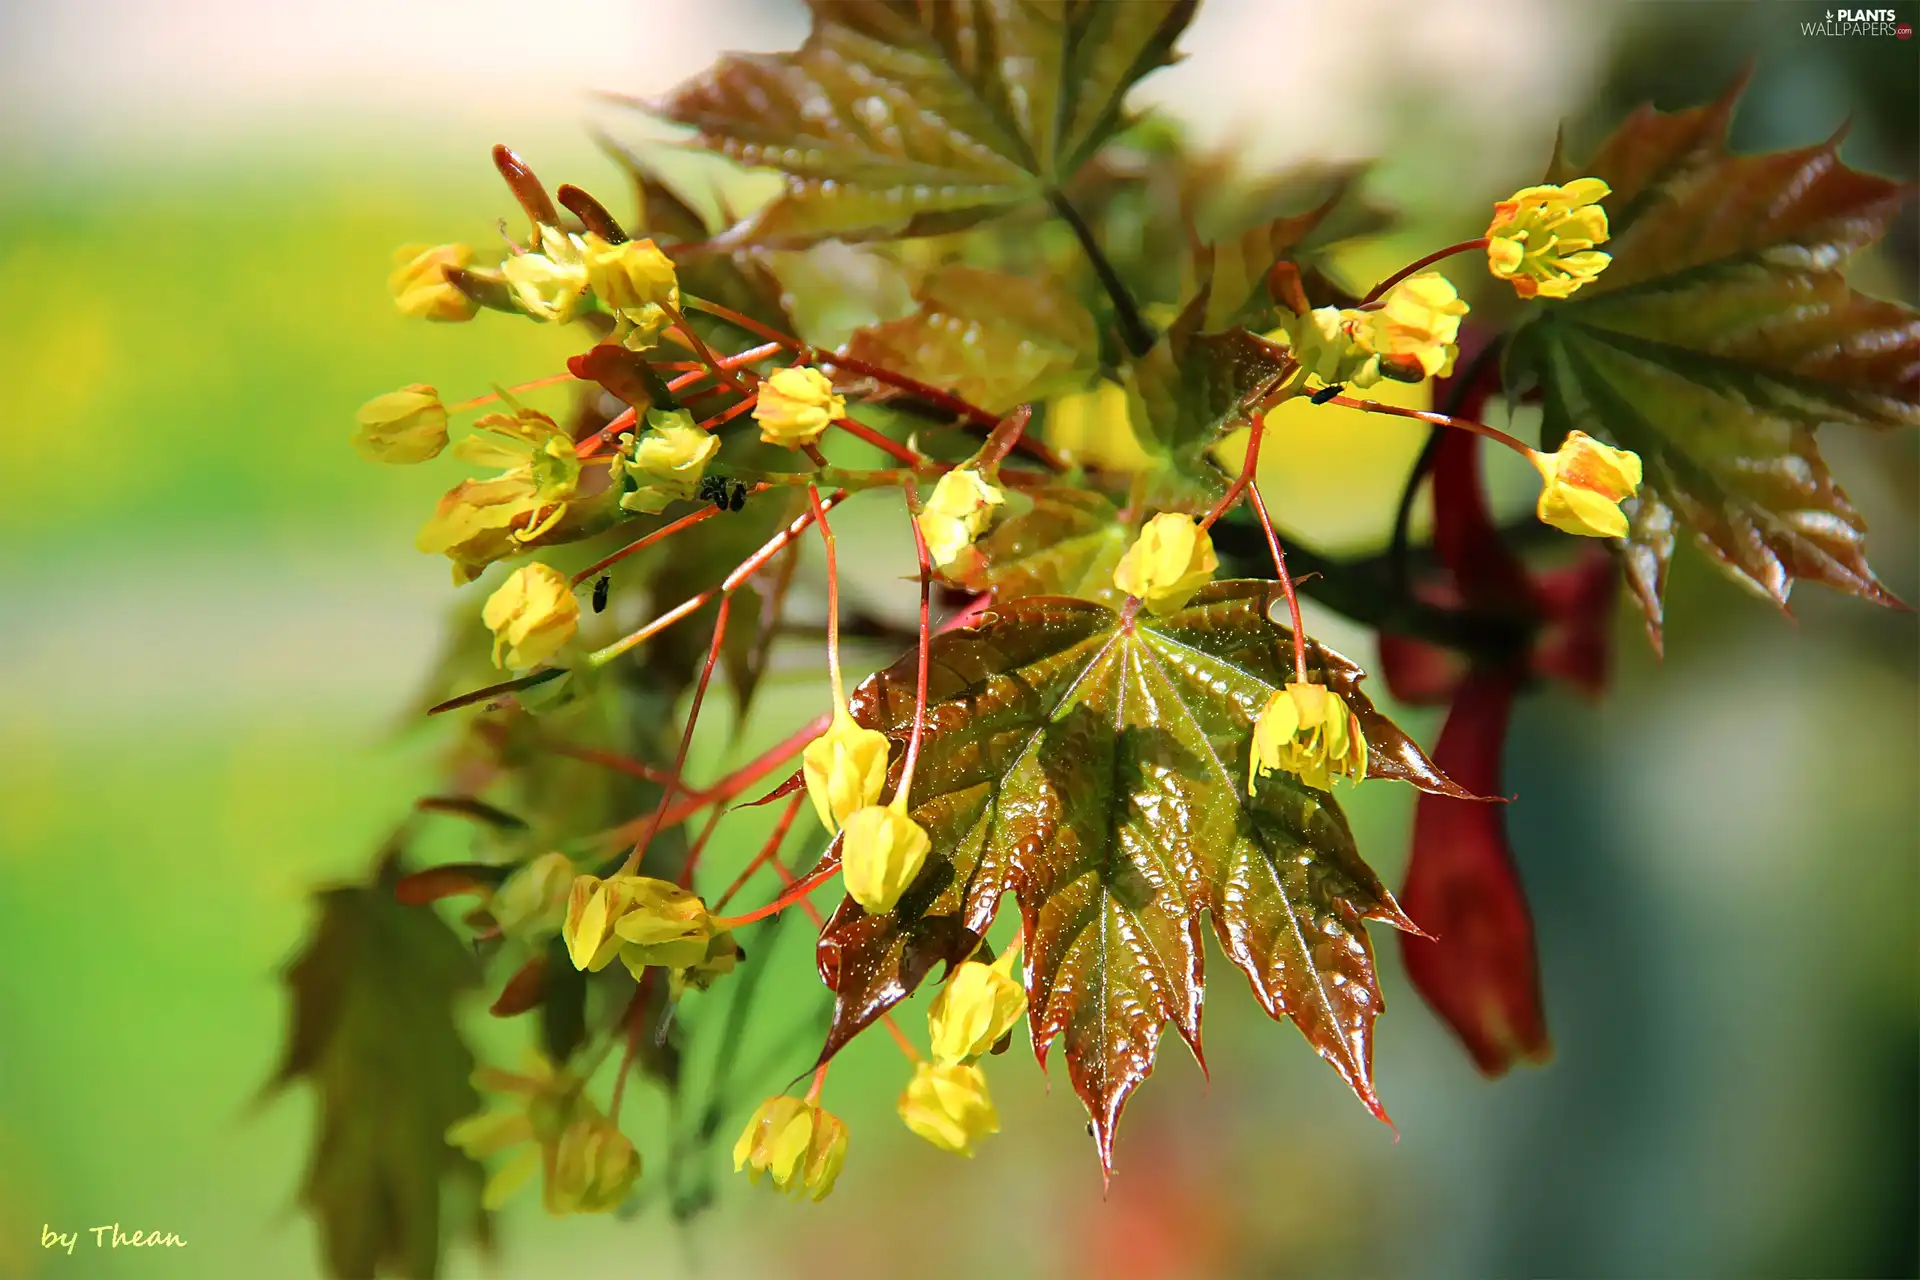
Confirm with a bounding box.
[1801,8,1911,35]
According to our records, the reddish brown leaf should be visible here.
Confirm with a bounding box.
[1399,672,1550,1076]
[815,583,1463,1169]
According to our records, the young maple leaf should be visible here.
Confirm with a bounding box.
[1505,73,1919,648]
[812,583,1475,1173]
[265,853,490,1279]
[649,0,1198,246]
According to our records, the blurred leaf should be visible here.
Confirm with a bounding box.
[1194,184,1354,332]
[1512,79,1919,642]
[654,0,1197,245]
[817,582,1465,1168]
[268,854,487,1279]
[1399,671,1550,1077]
[948,485,1129,605]
[841,265,1098,413]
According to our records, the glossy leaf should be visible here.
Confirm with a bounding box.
[841,265,1098,413]
[266,856,488,1278]
[655,0,1197,245]
[947,485,1129,605]
[815,582,1470,1168]
[1511,81,1918,642]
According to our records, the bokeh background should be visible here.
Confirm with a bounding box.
[2,1,1915,1276]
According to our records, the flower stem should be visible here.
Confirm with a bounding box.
[808,485,847,709]
[1329,394,1534,459]
[1359,238,1490,306]
[895,480,935,807]
[617,595,731,877]
[711,791,808,912]
[804,1062,830,1105]
[1248,483,1309,684]
[711,856,839,929]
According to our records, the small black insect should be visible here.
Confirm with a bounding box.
[696,475,749,512]
[1310,383,1345,405]
[591,575,611,613]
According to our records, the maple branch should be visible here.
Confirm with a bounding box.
[1047,189,1155,357]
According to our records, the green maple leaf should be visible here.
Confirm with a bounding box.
[950,485,1130,605]
[815,582,1473,1167]
[1506,76,1919,646]
[841,264,1098,414]
[654,0,1197,246]
[266,854,488,1279]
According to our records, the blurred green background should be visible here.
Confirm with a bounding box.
[2,1,1914,1276]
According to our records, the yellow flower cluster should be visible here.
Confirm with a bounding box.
[582,234,679,347]
[917,466,1005,569]
[734,1096,849,1201]
[1113,512,1218,616]
[754,367,845,449]
[1272,272,1468,390]
[415,405,583,584]
[388,243,478,323]
[1250,681,1368,793]
[561,873,731,983]
[1529,430,1643,538]
[482,563,579,670]
[1487,178,1612,299]
[619,408,719,515]
[446,1050,639,1215]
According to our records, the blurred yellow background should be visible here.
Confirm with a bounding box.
[1,1,1914,1277]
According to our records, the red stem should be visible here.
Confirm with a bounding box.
[710,791,808,911]
[617,595,732,876]
[1328,395,1534,458]
[1359,238,1490,306]
[570,505,722,586]
[1199,413,1267,532]
[897,480,935,801]
[712,855,840,928]
[1247,484,1309,684]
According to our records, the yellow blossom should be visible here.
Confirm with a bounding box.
[482,563,579,670]
[504,231,591,322]
[416,407,582,583]
[1528,430,1642,538]
[801,704,891,833]
[1113,512,1218,616]
[1272,304,1385,389]
[898,1062,998,1156]
[620,408,719,514]
[447,1048,634,1215]
[1362,273,1468,380]
[562,873,715,974]
[753,367,844,449]
[928,949,1025,1065]
[917,467,1005,568]
[583,234,678,346]
[1487,178,1612,299]
[839,799,931,915]
[353,384,448,464]
[490,851,576,940]
[388,243,478,322]
[1250,682,1368,794]
[733,1096,849,1201]
[547,1113,641,1215]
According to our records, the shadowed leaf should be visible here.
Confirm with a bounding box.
[815,582,1464,1170]
[267,855,488,1278]
[841,265,1098,413]
[653,0,1197,245]
[1511,79,1918,643]
[948,485,1129,605]
[1128,313,1290,506]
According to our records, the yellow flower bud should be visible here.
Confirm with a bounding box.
[1486,178,1612,299]
[482,562,579,670]
[1272,305,1382,389]
[840,801,932,915]
[1528,430,1642,538]
[898,1061,998,1156]
[619,408,719,514]
[802,705,892,833]
[562,873,711,973]
[388,243,478,322]
[1249,681,1368,794]
[916,467,1005,568]
[503,234,591,323]
[583,234,679,346]
[547,1113,640,1215]
[353,384,448,464]
[928,950,1025,1065]
[733,1096,849,1201]
[490,851,576,940]
[1362,273,1468,381]
[753,366,845,449]
[1113,512,1218,616]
